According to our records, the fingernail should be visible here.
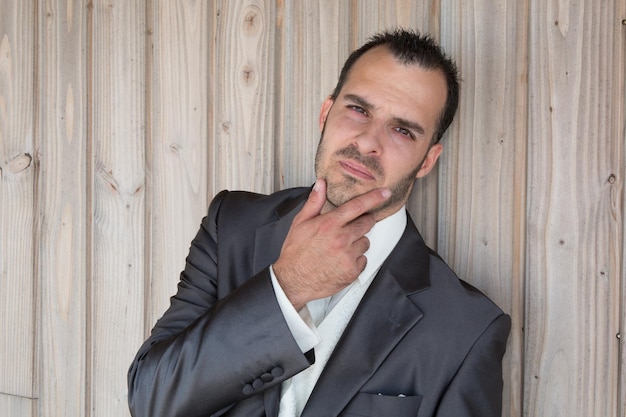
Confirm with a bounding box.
[313,179,321,192]
[381,189,391,199]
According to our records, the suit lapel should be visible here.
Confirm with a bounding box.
[301,219,431,417]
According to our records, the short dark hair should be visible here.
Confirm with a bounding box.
[330,29,460,143]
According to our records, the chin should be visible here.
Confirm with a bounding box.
[326,181,370,208]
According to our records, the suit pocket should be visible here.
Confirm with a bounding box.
[340,392,422,416]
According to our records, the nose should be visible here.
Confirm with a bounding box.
[354,122,384,155]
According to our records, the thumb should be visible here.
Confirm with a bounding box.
[296,178,327,221]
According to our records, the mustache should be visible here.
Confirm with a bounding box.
[334,145,384,177]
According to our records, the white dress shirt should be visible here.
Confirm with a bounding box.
[270,207,407,416]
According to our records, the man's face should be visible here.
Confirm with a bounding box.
[315,46,448,220]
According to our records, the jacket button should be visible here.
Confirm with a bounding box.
[271,367,284,377]
[252,378,264,389]
[260,372,273,382]
[242,384,254,395]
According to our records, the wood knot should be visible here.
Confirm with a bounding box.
[7,153,32,174]
[607,174,616,184]
[169,143,183,154]
[242,65,255,85]
[243,6,262,35]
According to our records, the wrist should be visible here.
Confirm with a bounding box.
[273,261,307,310]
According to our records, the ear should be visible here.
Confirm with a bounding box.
[319,97,334,131]
[415,143,443,179]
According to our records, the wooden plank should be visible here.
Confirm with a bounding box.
[617,2,626,416]
[353,0,437,35]
[524,1,622,416]
[146,0,212,332]
[0,0,37,400]
[37,0,88,415]
[210,0,277,194]
[438,1,528,415]
[89,1,146,416]
[0,393,35,417]
[275,0,352,190]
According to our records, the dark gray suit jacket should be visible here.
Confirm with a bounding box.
[128,187,510,417]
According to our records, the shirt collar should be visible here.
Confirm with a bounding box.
[358,207,407,284]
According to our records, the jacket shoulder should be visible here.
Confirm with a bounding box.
[210,187,309,225]
[423,251,507,327]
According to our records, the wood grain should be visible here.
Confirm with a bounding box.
[89,1,146,416]
[37,0,91,414]
[146,0,212,336]
[524,1,622,415]
[438,1,529,416]
[0,0,37,400]
[37,0,88,415]
[615,2,625,416]
[211,0,277,194]
[0,393,35,417]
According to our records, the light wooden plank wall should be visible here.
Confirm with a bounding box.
[1,0,37,407]
[524,1,624,416]
[38,1,88,416]
[438,2,528,415]
[0,1,623,416]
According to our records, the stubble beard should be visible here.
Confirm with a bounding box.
[314,133,423,219]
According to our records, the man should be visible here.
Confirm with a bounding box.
[128,29,510,417]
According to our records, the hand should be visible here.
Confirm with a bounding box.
[273,179,391,310]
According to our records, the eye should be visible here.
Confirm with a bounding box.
[394,127,415,139]
[348,105,368,116]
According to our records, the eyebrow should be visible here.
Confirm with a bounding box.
[343,93,426,136]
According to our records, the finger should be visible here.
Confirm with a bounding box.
[355,254,368,275]
[352,235,370,255]
[294,178,327,223]
[347,213,376,236]
[334,188,391,224]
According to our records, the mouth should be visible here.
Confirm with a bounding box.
[339,159,376,181]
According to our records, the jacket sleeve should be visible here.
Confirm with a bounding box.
[127,191,312,417]
[434,313,511,417]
